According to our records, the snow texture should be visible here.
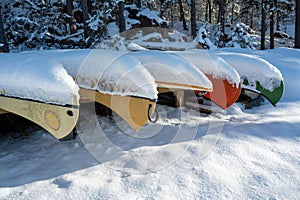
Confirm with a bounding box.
[37,49,158,101]
[216,47,300,101]
[213,49,284,92]
[176,50,241,87]
[130,50,212,90]
[0,53,79,105]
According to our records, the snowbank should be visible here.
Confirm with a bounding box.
[0,53,79,105]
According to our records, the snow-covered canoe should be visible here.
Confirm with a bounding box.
[129,51,213,92]
[214,52,284,106]
[175,50,241,109]
[0,53,79,139]
[37,49,158,131]
[39,49,214,130]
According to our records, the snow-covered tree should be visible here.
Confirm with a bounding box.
[239,0,262,29]
[275,0,294,31]
[226,23,255,49]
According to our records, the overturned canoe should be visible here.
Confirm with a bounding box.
[38,49,158,131]
[176,50,241,109]
[215,52,284,106]
[0,53,79,139]
[129,51,213,93]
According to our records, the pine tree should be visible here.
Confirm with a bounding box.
[275,0,293,32]
[239,0,260,29]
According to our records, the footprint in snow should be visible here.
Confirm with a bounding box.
[53,178,72,189]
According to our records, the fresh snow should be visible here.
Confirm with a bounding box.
[0,53,79,105]
[0,48,299,199]
[37,49,158,101]
[130,51,213,90]
[213,50,283,92]
[176,50,241,87]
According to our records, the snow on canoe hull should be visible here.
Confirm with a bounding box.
[37,49,158,131]
[175,51,241,109]
[37,49,158,101]
[0,53,79,139]
[129,51,213,92]
[196,75,242,109]
[243,79,284,106]
[214,52,284,106]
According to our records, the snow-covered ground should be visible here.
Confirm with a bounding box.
[0,48,299,199]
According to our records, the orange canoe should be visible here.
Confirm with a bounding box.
[196,75,242,109]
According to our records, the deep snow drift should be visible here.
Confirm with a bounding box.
[0,48,299,200]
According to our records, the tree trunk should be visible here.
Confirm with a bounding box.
[206,0,212,23]
[205,0,208,22]
[231,0,235,24]
[0,6,9,53]
[66,0,77,34]
[250,6,254,28]
[217,2,220,23]
[190,0,197,38]
[275,0,281,31]
[81,0,89,39]
[270,1,275,49]
[118,1,126,33]
[219,0,225,36]
[261,0,266,50]
[179,0,188,30]
[295,0,300,48]
[208,0,212,23]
